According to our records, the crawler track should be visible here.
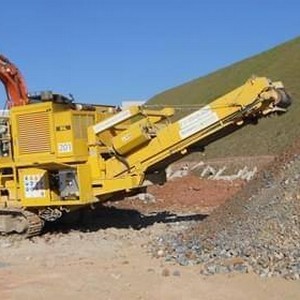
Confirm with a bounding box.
[0,209,44,237]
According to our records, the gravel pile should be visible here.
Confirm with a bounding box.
[152,142,300,279]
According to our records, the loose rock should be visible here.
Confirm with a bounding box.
[151,144,300,279]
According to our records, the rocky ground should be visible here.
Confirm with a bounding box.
[1,215,300,300]
[151,141,300,280]
[1,152,300,299]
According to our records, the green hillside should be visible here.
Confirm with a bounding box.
[148,37,300,158]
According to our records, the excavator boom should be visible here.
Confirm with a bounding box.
[0,55,28,107]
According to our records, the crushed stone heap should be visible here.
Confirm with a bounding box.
[152,141,300,279]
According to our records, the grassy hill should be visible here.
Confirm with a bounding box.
[148,37,300,159]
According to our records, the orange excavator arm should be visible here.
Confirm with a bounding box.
[0,54,29,107]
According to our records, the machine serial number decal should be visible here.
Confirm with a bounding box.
[58,142,73,153]
[179,105,219,139]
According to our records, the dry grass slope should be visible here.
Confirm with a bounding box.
[148,37,300,158]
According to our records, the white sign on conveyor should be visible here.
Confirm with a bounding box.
[179,105,219,139]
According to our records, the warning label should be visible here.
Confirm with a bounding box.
[24,174,46,198]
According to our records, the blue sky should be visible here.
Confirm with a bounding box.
[0,0,299,106]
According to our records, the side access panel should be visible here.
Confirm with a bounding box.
[19,168,50,207]
[18,165,93,207]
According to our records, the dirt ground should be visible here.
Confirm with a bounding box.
[1,221,300,300]
[1,158,300,300]
[113,175,245,214]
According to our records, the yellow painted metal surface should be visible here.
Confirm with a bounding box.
[10,102,97,164]
[112,119,151,155]
[0,77,289,211]
[18,165,93,207]
[11,102,56,162]
[103,77,280,179]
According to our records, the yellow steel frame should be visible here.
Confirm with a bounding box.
[0,77,286,209]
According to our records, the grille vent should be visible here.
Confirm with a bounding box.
[17,111,51,155]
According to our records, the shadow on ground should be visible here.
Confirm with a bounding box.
[44,205,207,234]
